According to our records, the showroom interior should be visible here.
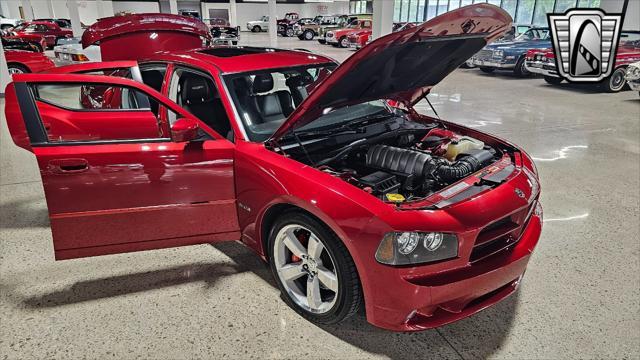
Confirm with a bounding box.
[0,0,638,359]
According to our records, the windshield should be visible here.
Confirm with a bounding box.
[224,63,391,142]
[516,28,549,41]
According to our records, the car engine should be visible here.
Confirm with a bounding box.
[309,127,500,202]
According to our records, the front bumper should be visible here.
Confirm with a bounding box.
[364,206,542,331]
[472,58,515,69]
[626,79,640,91]
[326,36,338,44]
[525,61,559,77]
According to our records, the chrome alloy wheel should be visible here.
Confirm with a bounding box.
[273,224,339,314]
[8,67,25,75]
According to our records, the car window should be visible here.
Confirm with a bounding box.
[223,64,337,142]
[32,83,164,143]
[168,67,231,138]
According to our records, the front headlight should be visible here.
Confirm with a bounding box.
[625,66,640,80]
[375,232,458,266]
[493,49,504,58]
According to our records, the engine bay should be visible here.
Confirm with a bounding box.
[276,113,508,203]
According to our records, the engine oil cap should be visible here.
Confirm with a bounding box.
[385,193,406,203]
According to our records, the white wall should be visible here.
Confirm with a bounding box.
[112,1,159,15]
[17,1,115,25]
[214,1,348,29]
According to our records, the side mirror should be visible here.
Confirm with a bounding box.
[171,117,199,142]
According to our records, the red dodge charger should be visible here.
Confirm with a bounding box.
[4,5,542,331]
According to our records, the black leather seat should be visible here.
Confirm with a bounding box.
[251,74,294,123]
[180,76,230,137]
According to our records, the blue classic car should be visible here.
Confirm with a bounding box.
[471,27,551,77]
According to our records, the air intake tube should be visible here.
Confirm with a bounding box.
[366,145,494,184]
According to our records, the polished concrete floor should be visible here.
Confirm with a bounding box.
[1,33,639,359]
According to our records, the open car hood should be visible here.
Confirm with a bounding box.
[269,4,511,141]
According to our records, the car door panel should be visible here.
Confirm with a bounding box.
[5,74,238,260]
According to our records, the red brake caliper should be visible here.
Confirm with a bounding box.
[291,230,308,262]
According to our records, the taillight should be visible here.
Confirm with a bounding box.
[71,54,90,61]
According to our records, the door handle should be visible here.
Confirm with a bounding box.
[49,158,89,174]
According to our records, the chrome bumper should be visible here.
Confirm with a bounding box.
[626,79,640,91]
[472,59,515,69]
[525,61,560,77]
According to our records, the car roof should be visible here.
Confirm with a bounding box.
[162,46,336,74]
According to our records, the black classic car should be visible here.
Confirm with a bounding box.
[206,18,239,45]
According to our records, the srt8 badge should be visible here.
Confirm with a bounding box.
[548,8,622,82]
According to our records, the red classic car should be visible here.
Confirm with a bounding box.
[4,5,542,332]
[525,31,640,92]
[3,31,47,52]
[8,21,73,49]
[325,19,372,48]
[348,22,419,50]
[347,29,370,49]
[5,49,55,74]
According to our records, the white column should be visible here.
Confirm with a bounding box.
[7,0,21,19]
[21,0,34,20]
[67,0,82,37]
[46,0,55,17]
[169,0,178,14]
[229,0,237,27]
[95,0,105,19]
[268,0,277,47]
[0,39,10,95]
[372,0,395,41]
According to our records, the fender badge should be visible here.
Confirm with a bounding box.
[515,188,526,199]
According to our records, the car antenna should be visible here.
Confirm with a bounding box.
[293,130,317,167]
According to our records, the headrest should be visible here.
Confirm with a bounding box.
[181,77,211,105]
[253,74,274,93]
[285,73,314,88]
[141,70,164,92]
[233,76,252,95]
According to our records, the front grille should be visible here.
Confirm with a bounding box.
[470,203,534,263]
[349,37,357,44]
[476,49,494,61]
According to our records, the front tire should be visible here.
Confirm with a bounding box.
[544,75,564,85]
[252,25,261,33]
[286,28,294,37]
[339,36,349,48]
[7,64,29,75]
[601,67,627,93]
[268,212,362,325]
[514,57,530,77]
[304,30,314,40]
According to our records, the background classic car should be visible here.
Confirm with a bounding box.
[295,14,343,40]
[471,27,550,77]
[8,20,73,49]
[5,48,55,74]
[524,31,640,92]
[326,18,372,48]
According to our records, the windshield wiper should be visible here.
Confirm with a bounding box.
[283,112,395,140]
